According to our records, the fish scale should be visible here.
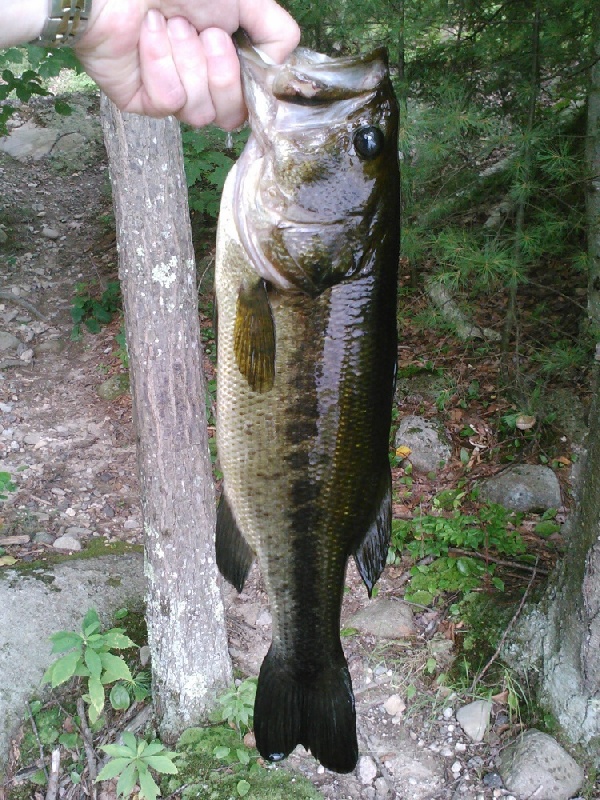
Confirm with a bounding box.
[215,31,399,774]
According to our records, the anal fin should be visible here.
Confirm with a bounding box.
[216,493,254,592]
[353,467,392,597]
[234,279,275,393]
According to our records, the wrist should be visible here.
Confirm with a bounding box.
[0,0,47,48]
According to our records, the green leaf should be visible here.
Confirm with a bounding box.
[144,755,178,775]
[534,520,560,537]
[101,743,137,759]
[49,650,81,687]
[59,732,81,748]
[121,731,138,753]
[88,675,105,713]
[96,757,133,782]
[30,769,47,786]
[109,683,131,711]
[85,647,103,679]
[237,779,251,796]
[138,767,161,800]
[213,746,231,759]
[115,762,138,799]
[103,630,136,650]
[82,609,102,636]
[100,652,133,682]
[406,684,417,700]
[50,631,83,653]
[54,99,72,116]
[236,748,251,765]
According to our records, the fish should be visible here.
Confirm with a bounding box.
[214,30,400,774]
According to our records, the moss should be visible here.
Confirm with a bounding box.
[173,726,323,800]
[0,539,143,576]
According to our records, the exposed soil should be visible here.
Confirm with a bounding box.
[0,95,595,800]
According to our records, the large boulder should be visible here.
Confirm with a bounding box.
[478,464,561,512]
[0,553,145,774]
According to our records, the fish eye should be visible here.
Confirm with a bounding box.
[353,126,385,160]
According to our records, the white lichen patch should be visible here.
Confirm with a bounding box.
[151,256,177,287]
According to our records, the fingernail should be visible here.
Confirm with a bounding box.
[168,17,193,40]
[146,9,165,32]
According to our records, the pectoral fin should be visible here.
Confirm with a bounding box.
[353,467,392,597]
[216,492,255,592]
[234,280,276,393]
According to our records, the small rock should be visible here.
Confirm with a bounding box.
[455,742,467,753]
[451,761,462,774]
[0,332,20,353]
[443,706,454,719]
[256,608,272,627]
[53,535,82,552]
[0,228,8,244]
[34,338,65,355]
[41,226,60,240]
[384,694,406,717]
[65,527,91,539]
[123,518,140,530]
[348,598,415,639]
[139,645,150,666]
[19,348,33,363]
[374,777,390,798]
[395,415,452,473]
[478,465,561,512]
[34,531,55,545]
[456,700,492,742]
[97,374,129,401]
[23,432,43,445]
[358,755,378,785]
[498,729,584,800]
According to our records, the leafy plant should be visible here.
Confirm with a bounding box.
[389,501,527,604]
[182,127,248,219]
[0,470,16,501]
[96,732,178,800]
[210,677,257,735]
[42,608,147,724]
[71,280,121,338]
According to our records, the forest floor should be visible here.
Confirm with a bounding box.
[0,94,597,800]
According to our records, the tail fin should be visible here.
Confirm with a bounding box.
[253,647,358,773]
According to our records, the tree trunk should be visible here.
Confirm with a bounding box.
[100,97,232,743]
[505,13,600,754]
[587,1,600,326]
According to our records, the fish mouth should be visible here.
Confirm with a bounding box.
[233,29,389,103]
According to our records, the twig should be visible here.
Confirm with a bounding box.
[44,748,61,800]
[27,702,49,781]
[76,697,98,798]
[0,291,49,321]
[470,557,539,694]
[448,547,549,575]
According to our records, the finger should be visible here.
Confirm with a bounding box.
[137,9,187,117]
[201,28,246,131]
[239,0,300,63]
[167,17,217,127]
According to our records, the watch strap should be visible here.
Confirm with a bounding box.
[33,0,92,47]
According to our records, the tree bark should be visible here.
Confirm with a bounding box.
[587,1,600,326]
[100,96,232,743]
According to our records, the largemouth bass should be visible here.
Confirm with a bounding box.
[215,31,399,774]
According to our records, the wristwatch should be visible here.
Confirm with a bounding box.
[33,0,92,47]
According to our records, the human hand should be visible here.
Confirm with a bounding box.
[76,0,300,129]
